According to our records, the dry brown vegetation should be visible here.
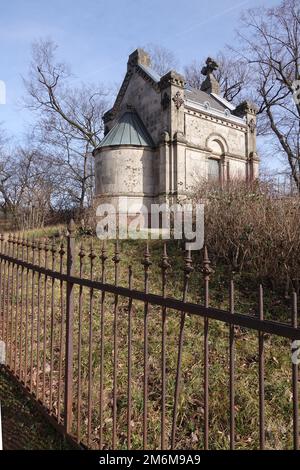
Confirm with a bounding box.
[193,180,300,295]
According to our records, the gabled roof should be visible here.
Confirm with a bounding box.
[102,49,242,128]
[138,63,161,83]
[137,64,235,113]
[98,111,154,148]
[184,86,232,112]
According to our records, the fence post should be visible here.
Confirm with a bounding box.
[65,218,75,434]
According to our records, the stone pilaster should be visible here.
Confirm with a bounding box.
[159,70,185,140]
[158,131,171,204]
[248,152,260,181]
[159,71,185,201]
[173,131,187,200]
[234,100,259,181]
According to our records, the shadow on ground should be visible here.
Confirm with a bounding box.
[0,368,72,450]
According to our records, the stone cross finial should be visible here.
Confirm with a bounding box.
[200,57,220,95]
[201,57,219,76]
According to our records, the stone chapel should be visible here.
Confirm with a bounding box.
[93,49,259,213]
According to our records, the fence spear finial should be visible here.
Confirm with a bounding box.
[201,244,214,280]
[142,241,152,270]
[79,242,85,259]
[160,242,170,270]
[184,248,193,279]
[112,240,120,264]
[100,240,108,263]
[67,218,76,236]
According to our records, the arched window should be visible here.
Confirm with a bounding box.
[208,158,220,181]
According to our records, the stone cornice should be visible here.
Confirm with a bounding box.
[94,144,157,153]
[184,142,248,161]
[185,142,211,152]
[249,151,260,162]
[226,152,248,161]
[234,100,258,117]
[185,102,247,131]
[159,70,185,90]
[94,192,159,198]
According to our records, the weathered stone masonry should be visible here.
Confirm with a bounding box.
[93,49,259,213]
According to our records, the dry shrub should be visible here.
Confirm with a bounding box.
[193,180,300,291]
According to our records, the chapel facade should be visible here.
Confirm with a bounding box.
[93,49,259,213]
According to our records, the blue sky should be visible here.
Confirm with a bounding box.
[0,0,280,166]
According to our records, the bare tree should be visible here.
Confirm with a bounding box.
[0,142,56,228]
[184,51,250,102]
[142,43,178,76]
[237,0,300,191]
[23,39,109,210]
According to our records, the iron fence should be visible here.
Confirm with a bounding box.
[0,220,299,450]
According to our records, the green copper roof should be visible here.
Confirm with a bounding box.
[99,111,154,148]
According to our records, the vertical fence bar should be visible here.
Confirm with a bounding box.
[160,243,170,450]
[42,240,49,404]
[65,219,75,434]
[9,234,16,369]
[36,240,42,398]
[5,237,11,362]
[202,245,213,450]
[292,291,299,450]
[127,265,133,450]
[49,240,57,412]
[24,238,30,385]
[77,243,85,444]
[30,239,36,393]
[171,249,193,449]
[142,242,151,450]
[18,236,25,379]
[3,241,8,354]
[258,284,265,449]
[87,241,95,447]
[229,278,235,450]
[99,241,107,449]
[57,241,66,422]
[0,233,4,340]
[14,235,20,374]
[14,236,20,372]
[112,241,120,450]
[8,235,13,367]
[1,240,7,347]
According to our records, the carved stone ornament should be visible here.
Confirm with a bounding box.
[201,57,219,76]
[172,91,184,109]
[248,118,256,133]
[161,92,170,110]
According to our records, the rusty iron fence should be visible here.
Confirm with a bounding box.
[0,220,299,450]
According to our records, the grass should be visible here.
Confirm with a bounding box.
[2,224,297,450]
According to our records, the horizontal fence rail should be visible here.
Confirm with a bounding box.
[0,222,299,450]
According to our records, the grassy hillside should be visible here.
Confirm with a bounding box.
[5,224,296,450]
